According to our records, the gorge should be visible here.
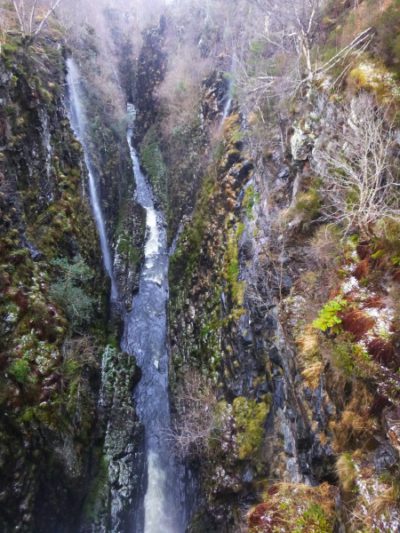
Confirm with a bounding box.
[1,1,400,532]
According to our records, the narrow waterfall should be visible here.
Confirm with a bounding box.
[221,81,233,124]
[220,55,237,128]
[122,108,183,533]
[66,58,118,301]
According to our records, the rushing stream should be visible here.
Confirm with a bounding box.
[122,108,183,533]
[66,58,118,301]
[67,62,183,530]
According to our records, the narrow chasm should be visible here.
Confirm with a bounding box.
[2,1,400,533]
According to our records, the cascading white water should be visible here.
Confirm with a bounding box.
[66,58,118,301]
[221,80,233,124]
[123,107,184,533]
[38,108,53,185]
[220,55,236,128]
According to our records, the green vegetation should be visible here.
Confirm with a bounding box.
[337,452,357,493]
[243,185,260,219]
[8,359,31,384]
[140,127,168,207]
[294,503,332,533]
[232,396,269,460]
[330,336,371,376]
[224,227,245,309]
[83,455,109,521]
[49,256,95,331]
[313,297,347,333]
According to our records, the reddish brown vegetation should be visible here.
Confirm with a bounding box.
[354,259,369,280]
[361,295,385,309]
[248,502,284,532]
[369,394,391,416]
[341,309,375,340]
[357,242,372,260]
[367,337,398,368]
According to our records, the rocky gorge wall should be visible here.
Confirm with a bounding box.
[0,35,144,532]
[1,2,400,532]
[164,5,400,530]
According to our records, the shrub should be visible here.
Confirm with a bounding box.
[49,256,95,331]
[309,225,343,268]
[171,371,219,459]
[314,94,400,236]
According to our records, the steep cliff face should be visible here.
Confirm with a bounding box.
[165,2,400,530]
[66,26,147,310]
[0,36,141,532]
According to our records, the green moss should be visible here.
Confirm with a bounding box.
[140,127,168,207]
[224,227,245,309]
[293,503,332,533]
[8,358,31,384]
[232,396,270,460]
[116,231,141,264]
[243,185,260,219]
[170,172,216,296]
[83,454,109,521]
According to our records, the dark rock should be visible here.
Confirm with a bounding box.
[373,443,398,473]
[277,167,290,180]
[269,346,283,367]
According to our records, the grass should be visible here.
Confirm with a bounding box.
[336,453,357,493]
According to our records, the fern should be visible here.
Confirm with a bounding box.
[312,297,347,333]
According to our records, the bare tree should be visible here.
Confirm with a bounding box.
[313,94,400,236]
[169,371,222,458]
[236,0,372,112]
[11,0,62,40]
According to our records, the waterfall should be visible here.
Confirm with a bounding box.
[122,106,184,533]
[221,78,233,124]
[66,58,118,302]
[220,54,236,127]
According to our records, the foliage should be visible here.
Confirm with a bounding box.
[294,187,322,228]
[232,396,269,460]
[313,297,347,333]
[224,227,245,309]
[248,482,337,533]
[294,503,332,533]
[8,358,31,384]
[243,184,260,219]
[49,256,95,331]
[309,225,343,268]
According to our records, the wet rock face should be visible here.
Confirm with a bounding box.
[80,347,143,533]
[113,200,146,310]
[0,38,104,532]
[132,21,167,145]
[0,38,143,532]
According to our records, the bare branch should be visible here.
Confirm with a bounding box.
[313,95,400,236]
